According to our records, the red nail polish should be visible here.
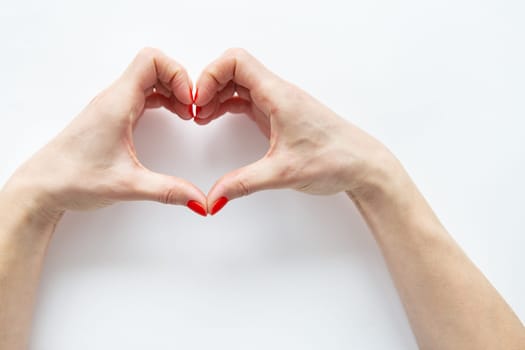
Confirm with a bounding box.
[195,106,202,117]
[211,196,229,215]
[194,88,199,103]
[188,104,194,118]
[187,200,207,216]
[189,88,194,102]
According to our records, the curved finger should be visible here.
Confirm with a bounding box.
[122,47,193,105]
[206,157,284,215]
[194,48,277,111]
[154,81,171,98]
[217,81,237,103]
[195,94,220,120]
[197,98,271,138]
[144,94,194,120]
[193,97,253,125]
[127,168,208,216]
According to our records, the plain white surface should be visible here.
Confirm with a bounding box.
[1,0,524,348]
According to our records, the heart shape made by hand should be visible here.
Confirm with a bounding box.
[126,48,370,218]
[5,47,374,221]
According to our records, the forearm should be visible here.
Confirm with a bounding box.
[0,189,61,350]
[349,159,525,349]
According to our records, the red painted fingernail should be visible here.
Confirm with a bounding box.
[211,197,229,215]
[187,200,207,216]
[188,104,194,118]
[193,88,199,103]
[195,106,202,118]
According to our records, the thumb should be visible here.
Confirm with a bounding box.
[128,169,208,216]
[206,157,283,215]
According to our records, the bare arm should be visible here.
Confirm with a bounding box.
[0,191,60,349]
[0,48,206,349]
[194,48,525,348]
[349,160,525,349]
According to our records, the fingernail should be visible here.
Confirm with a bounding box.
[193,88,199,103]
[211,196,229,215]
[189,88,194,102]
[195,106,202,118]
[188,104,194,118]
[187,200,207,216]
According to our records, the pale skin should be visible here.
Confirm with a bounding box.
[0,48,523,349]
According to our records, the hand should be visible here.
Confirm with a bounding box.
[2,48,207,220]
[194,48,398,214]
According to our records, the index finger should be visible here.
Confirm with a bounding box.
[121,47,193,105]
[194,48,278,108]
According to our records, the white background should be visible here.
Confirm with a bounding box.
[1,0,524,348]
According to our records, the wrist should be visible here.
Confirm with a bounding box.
[1,181,65,229]
[346,147,414,209]
[345,148,443,243]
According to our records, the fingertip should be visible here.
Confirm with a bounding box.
[171,75,193,106]
[187,200,207,217]
[206,180,235,213]
[194,79,216,107]
[162,97,195,120]
[210,196,229,215]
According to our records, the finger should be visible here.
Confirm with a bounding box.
[217,97,254,115]
[195,82,254,120]
[122,47,193,105]
[128,169,208,216]
[217,81,237,103]
[195,95,220,119]
[154,81,171,98]
[206,157,283,215]
[209,83,252,103]
[195,48,277,111]
[195,98,271,138]
[144,94,193,120]
[193,97,252,125]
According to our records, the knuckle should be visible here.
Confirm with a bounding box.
[223,47,249,58]
[159,188,177,205]
[267,82,299,116]
[236,177,251,197]
[137,47,160,60]
[170,68,187,87]
[135,46,162,61]
[251,78,275,106]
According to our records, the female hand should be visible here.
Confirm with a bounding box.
[2,48,207,220]
[194,48,399,214]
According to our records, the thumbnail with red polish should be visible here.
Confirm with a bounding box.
[211,197,229,215]
[187,200,207,216]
